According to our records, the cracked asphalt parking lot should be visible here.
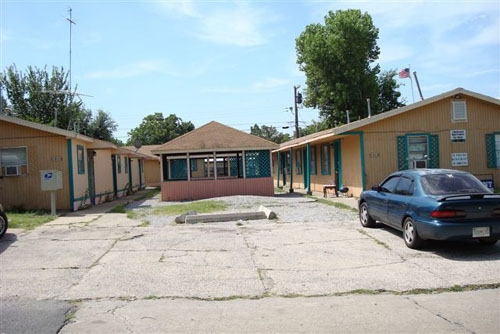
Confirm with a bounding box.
[1,192,499,333]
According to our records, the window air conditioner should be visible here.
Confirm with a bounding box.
[414,160,427,169]
[5,165,21,176]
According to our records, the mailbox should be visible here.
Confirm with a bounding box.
[41,170,63,191]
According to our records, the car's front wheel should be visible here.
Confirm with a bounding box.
[403,217,422,249]
[0,211,8,238]
[359,202,376,227]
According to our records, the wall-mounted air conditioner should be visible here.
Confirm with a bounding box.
[414,160,427,169]
[5,165,21,176]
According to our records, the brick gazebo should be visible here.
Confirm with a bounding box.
[151,121,279,201]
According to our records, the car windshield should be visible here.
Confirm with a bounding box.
[420,173,490,196]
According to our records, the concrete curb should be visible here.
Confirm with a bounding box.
[180,205,277,224]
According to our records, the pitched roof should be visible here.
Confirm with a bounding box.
[277,87,500,151]
[122,145,161,160]
[0,115,147,159]
[152,121,278,154]
[0,114,94,143]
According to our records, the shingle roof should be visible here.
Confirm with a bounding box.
[152,121,278,154]
[0,115,146,159]
[122,145,161,160]
[0,114,94,142]
[276,87,500,152]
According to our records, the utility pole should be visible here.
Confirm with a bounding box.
[293,85,302,139]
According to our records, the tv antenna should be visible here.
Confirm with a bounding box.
[38,8,92,128]
[67,8,76,92]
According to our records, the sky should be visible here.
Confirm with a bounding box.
[1,0,499,142]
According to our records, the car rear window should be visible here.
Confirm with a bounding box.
[420,173,489,196]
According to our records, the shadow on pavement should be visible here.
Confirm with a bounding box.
[0,233,18,255]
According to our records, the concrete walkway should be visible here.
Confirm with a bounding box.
[1,189,498,334]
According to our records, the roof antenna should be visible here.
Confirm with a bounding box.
[67,8,76,92]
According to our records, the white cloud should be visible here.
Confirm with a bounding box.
[156,1,274,47]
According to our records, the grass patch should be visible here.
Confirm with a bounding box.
[357,228,391,250]
[136,187,160,200]
[7,210,56,230]
[108,204,126,213]
[311,196,358,213]
[149,200,229,216]
[138,221,150,227]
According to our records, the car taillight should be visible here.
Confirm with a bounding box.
[431,210,466,219]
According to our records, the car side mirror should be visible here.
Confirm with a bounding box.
[372,185,381,191]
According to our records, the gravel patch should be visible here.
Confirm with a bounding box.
[126,193,359,227]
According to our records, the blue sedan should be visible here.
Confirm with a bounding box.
[358,169,500,249]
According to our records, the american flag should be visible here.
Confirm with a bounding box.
[399,68,410,79]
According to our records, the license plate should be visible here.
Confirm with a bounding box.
[472,227,490,238]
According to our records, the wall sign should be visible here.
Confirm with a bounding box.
[450,129,466,142]
[451,153,468,166]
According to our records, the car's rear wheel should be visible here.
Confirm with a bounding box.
[0,211,8,238]
[359,202,376,227]
[403,217,422,249]
[478,237,498,246]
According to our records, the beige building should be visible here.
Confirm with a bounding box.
[0,115,148,211]
[123,145,161,187]
[273,88,500,197]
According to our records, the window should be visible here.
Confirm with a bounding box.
[486,133,500,168]
[117,155,122,174]
[190,158,198,172]
[0,146,28,176]
[452,100,467,122]
[395,176,414,195]
[295,149,303,175]
[284,152,291,174]
[380,176,400,193]
[310,146,317,175]
[497,134,500,167]
[76,146,85,174]
[397,134,439,170]
[421,173,488,196]
[124,157,129,174]
[408,135,428,169]
[320,144,331,175]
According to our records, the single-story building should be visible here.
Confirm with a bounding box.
[123,145,161,187]
[0,115,148,211]
[152,121,279,201]
[273,87,500,197]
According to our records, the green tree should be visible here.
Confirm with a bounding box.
[127,113,195,145]
[2,64,71,125]
[377,70,406,111]
[1,64,120,141]
[300,119,330,136]
[250,124,291,144]
[296,9,382,126]
[86,110,117,142]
